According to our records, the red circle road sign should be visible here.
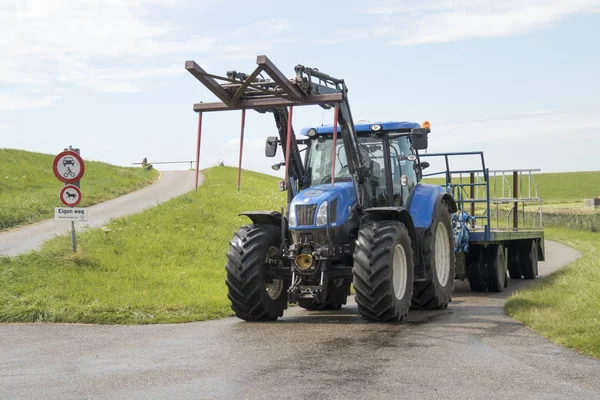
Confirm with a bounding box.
[53,150,85,183]
[60,185,82,207]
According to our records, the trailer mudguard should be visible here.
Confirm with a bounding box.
[408,183,457,229]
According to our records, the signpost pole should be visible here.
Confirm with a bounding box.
[69,146,80,252]
[71,221,77,251]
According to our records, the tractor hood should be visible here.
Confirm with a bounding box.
[290,181,357,229]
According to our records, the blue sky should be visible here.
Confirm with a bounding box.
[1,0,600,177]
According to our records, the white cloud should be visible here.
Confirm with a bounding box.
[0,0,289,110]
[0,92,62,112]
[427,109,600,173]
[360,0,600,45]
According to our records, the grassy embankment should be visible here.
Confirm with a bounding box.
[0,149,159,231]
[505,228,600,358]
[0,167,284,324]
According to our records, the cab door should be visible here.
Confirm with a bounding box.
[389,136,418,207]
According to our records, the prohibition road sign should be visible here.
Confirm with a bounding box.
[53,150,85,183]
[60,185,82,207]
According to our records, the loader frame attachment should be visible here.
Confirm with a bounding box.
[185,55,367,205]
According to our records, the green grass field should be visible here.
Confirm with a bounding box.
[505,228,600,358]
[0,166,284,324]
[0,149,159,231]
[425,170,600,204]
[426,170,600,231]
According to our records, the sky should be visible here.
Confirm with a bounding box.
[1,0,600,178]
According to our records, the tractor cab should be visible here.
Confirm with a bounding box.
[299,121,428,211]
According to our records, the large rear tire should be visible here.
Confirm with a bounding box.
[412,202,455,309]
[225,224,288,321]
[353,221,414,322]
[522,240,539,279]
[298,278,351,310]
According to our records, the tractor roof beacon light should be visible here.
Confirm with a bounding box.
[422,120,431,130]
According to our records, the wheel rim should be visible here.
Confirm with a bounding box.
[435,222,451,287]
[265,246,284,300]
[392,244,408,300]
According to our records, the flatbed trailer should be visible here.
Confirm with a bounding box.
[420,151,544,292]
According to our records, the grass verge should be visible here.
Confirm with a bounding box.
[425,171,600,204]
[0,166,284,324]
[0,149,159,231]
[505,228,600,358]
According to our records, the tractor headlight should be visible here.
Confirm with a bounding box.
[288,206,297,227]
[315,201,328,226]
[307,128,317,138]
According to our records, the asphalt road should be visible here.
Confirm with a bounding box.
[0,170,200,257]
[1,240,597,400]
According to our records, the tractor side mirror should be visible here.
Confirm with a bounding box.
[410,128,429,150]
[271,161,285,171]
[420,161,430,170]
[265,136,278,157]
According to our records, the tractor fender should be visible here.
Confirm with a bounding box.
[362,207,419,266]
[239,211,292,241]
[408,184,457,229]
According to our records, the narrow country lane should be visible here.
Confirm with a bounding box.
[0,170,200,257]
[1,240,598,400]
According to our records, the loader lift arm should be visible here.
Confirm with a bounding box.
[185,55,369,206]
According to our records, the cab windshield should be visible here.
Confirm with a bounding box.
[306,135,385,186]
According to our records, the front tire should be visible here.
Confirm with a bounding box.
[353,221,414,322]
[225,224,288,321]
[412,202,455,309]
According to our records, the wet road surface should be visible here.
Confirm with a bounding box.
[1,240,598,400]
[0,170,200,257]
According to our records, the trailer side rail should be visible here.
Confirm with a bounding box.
[420,152,543,241]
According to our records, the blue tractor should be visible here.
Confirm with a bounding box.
[186,56,457,322]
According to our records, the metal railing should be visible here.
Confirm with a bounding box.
[132,160,196,169]
[420,152,543,240]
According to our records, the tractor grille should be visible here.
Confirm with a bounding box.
[329,199,337,224]
[296,204,317,226]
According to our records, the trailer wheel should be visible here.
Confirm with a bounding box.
[467,247,486,292]
[522,240,539,279]
[485,244,506,293]
[507,246,522,279]
[225,224,288,321]
[298,278,351,310]
[412,202,455,309]
[353,221,414,322]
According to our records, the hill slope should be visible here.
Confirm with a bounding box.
[0,166,284,324]
[0,149,158,230]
